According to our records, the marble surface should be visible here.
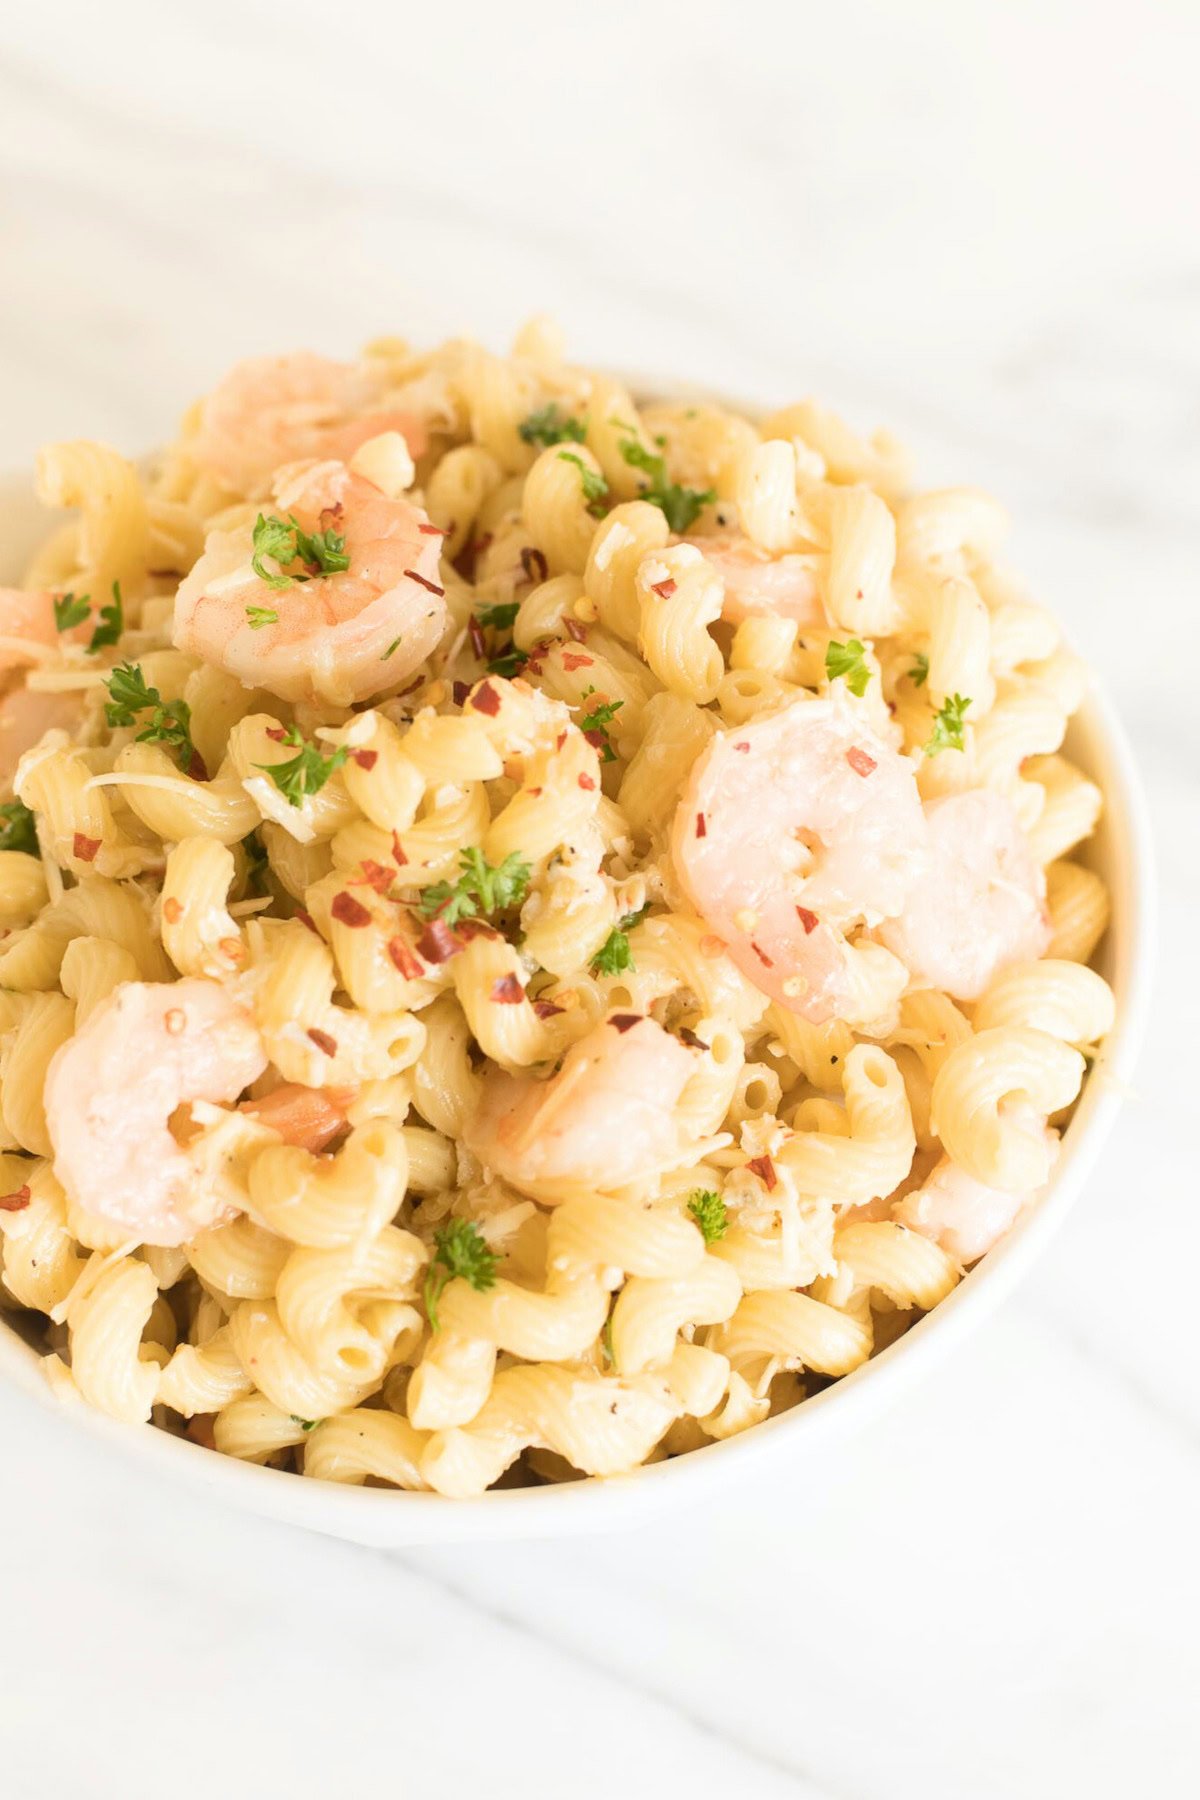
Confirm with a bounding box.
[1,4,1197,1795]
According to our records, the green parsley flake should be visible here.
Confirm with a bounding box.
[0,799,39,857]
[557,451,609,517]
[910,653,929,688]
[519,404,588,447]
[475,600,521,631]
[591,905,647,977]
[923,692,972,757]
[289,1416,321,1432]
[251,512,351,590]
[824,638,871,697]
[87,582,124,654]
[245,606,278,629]
[687,1189,728,1244]
[104,661,201,775]
[382,637,403,660]
[53,592,90,633]
[419,847,531,927]
[256,724,348,807]
[424,1218,499,1332]
[611,422,715,532]
[578,685,624,763]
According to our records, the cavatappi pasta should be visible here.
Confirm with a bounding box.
[0,326,1115,1497]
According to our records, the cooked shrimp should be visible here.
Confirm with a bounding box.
[0,686,85,789]
[0,587,94,671]
[239,1082,355,1153]
[672,693,926,1022]
[685,534,825,625]
[877,789,1050,1001]
[173,458,447,705]
[190,352,430,497]
[44,977,268,1246]
[892,1125,1057,1262]
[464,1011,700,1199]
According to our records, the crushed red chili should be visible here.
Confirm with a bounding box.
[533,998,565,1020]
[468,618,486,659]
[0,1185,31,1212]
[73,833,100,863]
[353,860,394,894]
[405,569,445,596]
[746,1154,778,1191]
[751,942,774,966]
[650,577,677,599]
[491,973,524,1004]
[677,1027,710,1052]
[416,919,462,964]
[471,680,501,717]
[307,1027,338,1057]
[564,616,588,642]
[390,830,408,866]
[418,522,448,536]
[695,813,707,838]
[331,892,372,929]
[295,908,320,935]
[351,748,378,771]
[796,906,819,934]
[387,937,424,979]
[520,545,549,585]
[452,680,470,707]
[846,746,877,778]
[578,772,596,790]
[560,651,593,671]
[733,740,750,754]
[609,1012,642,1034]
[162,896,183,924]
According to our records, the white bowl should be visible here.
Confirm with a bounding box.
[0,471,1154,1545]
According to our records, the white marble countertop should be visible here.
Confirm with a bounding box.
[1,4,1196,1795]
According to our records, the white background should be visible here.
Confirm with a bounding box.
[1,3,1197,1795]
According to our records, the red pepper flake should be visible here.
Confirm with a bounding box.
[796,906,819,934]
[0,1185,31,1212]
[307,1027,338,1057]
[454,917,498,943]
[320,502,345,525]
[582,729,608,753]
[265,725,288,742]
[351,748,378,771]
[187,749,209,781]
[564,616,588,643]
[405,569,445,597]
[352,860,394,894]
[398,674,425,698]
[526,785,543,798]
[452,681,470,707]
[387,936,424,979]
[561,650,593,672]
[491,973,524,1005]
[295,908,320,936]
[162,896,183,925]
[331,892,372,929]
[695,813,707,838]
[609,1012,643,1034]
[578,772,596,790]
[418,522,448,536]
[416,919,462,964]
[746,1154,778,1191]
[73,833,100,863]
[468,618,486,659]
[846,746,877,778]
[650,577,677,599]
[751,942,774,967]
[532,998,565,1020]
[471,680,501,717]
[520,545,549,585]
[733,741,750,754]
[677,1027,710,1052]
[555,730,567,750]
[390,830,408,867]
[470,532,494,559]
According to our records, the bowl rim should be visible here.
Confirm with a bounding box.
[0,466,1155,1545]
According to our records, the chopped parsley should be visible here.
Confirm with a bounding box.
[53,591,90,633]
[578,686,624,763]
[0,799,39,857]
[923,692,972,757]
[687,1189,728,1244]
[256,724,348,807]
[519,404,587,447]
[612,422,715,532]
[251,512,351,590]
[591,905,648,977]
[87,582,124,654]
[475,600,521,631]
[245,606,278,629]
[241,828,269,894]
[485,646,528,678]
[910,652,929,688]
[824,638,871,697]
[289,1415,321,1432]
[557,451,608,517]
[104,661,201,775]
[424,1218,499,1332]
[418,847,531,927]
[382,637,402,660]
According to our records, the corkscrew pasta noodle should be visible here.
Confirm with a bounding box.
[0,322,1115,1496]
